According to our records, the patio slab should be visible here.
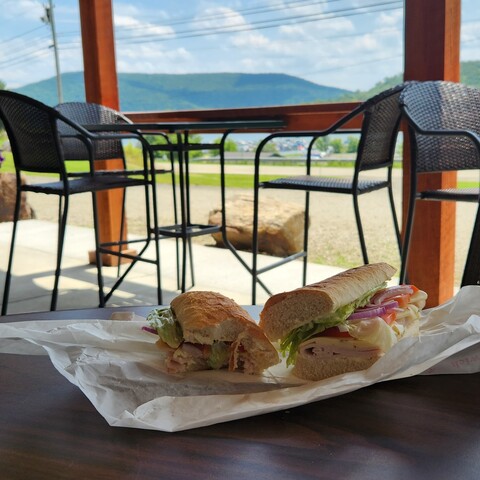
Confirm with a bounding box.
[0,219,345,315]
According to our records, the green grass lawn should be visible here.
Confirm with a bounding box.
[1,153,478,189]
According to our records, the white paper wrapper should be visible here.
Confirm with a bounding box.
[1,286,480,432]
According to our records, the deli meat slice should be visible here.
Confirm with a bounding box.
[299,337,382,359]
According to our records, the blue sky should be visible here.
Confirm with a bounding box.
[0,0,478,92]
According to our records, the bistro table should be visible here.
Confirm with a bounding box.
[83,120,285,297]
[1,306,479,479]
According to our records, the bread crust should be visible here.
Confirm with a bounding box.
[293,353,378,381]
[259,263,396,341]
[171,291,256,344]
[170,291,279,373]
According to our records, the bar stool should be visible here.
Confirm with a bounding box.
[0,90,157,314]
[251,84,406,303]
[399,80,480,286]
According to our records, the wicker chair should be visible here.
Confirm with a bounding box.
[251,84,406,303]
[0,90,159,314]
[399,81,480,286]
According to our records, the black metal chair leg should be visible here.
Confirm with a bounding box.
[251,174,261,305]
[116,188,127,277]
[353,194,369,264]
[388,183,402,256]
[91,191,106,307]
[461,202,480,286]
[180,233,188,293]
[166,150,181,291]
[147,147,163,305]
[400,195,417,285]
[50,195,69,311]
[302,191,310,286]
[183,139,195,290]
[1,185,22,316]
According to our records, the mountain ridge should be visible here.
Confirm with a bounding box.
[15,72,350,111]
[13,61,480,110]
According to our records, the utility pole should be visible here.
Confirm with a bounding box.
[42,0,63,103]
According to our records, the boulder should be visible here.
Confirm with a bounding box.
[0,173,34,222]
[208,194,308,257]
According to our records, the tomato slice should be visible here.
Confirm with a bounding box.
[391,293,411,308]
[320,327,352,338]
[381,311,397,325]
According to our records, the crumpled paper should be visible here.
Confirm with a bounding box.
[1,286,480,432]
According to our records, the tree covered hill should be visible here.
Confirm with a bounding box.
[14,71,350,111]
[11,61,480,110]
[337,60,480,101]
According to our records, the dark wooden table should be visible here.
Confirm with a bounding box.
[1,307,479,480]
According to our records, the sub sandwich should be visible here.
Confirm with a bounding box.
[145,291,280,374]
[259,263,428,381]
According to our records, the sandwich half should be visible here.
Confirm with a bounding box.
[145,291,280,374]
[259,263,427,381]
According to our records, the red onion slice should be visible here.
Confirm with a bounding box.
[367,299,399,311]
[348,305,386,320]
[142,326,157,335]
[370,285,414,305]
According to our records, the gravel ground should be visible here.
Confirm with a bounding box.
[26,168,476,285]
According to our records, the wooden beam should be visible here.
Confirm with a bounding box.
[79,0,119,109]
[79,0,128,266]
[126,102,364,131]
[403,0,461,307]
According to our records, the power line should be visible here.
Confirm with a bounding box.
[0,49,51,70]
[53,0,345,41]
[54,0,347,43]
[58,0,402,49]
[124,4,402,46]
[116,0,344,33]
[0,35,51,68]
[0,24,47,43]
[121,1,401,43]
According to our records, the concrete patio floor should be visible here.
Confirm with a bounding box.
[0,219,345,316]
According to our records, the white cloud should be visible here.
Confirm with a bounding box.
[114,15,175,37]
[2,0,43,21]
[116,45,191,73]
[375,10,403,28]
[0,0,475,93]
[231,31,273,48]
[194,6,248,32]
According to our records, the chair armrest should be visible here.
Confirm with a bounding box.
[405,114,480,149]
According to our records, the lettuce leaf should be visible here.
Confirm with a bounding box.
[146,307,183,348]
[207,341,230,369]
[281,283,386,366]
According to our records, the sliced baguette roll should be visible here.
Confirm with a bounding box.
[170,291,279,374]
[293,336,384,381]
[171,291,255,344]
[259,263,397,341]
[293,353,379,381]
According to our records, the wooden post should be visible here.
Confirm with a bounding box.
[403,0,461,306]
[79,0,131,266]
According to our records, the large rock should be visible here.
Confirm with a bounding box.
[0,173,34,222]
[208,194,307,256]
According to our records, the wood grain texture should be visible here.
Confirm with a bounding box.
[79,0,119,109]
[126,102,363,132]
[79,0,125,248]
[1,354,478,480]
[403,0,461,306]
[1,308,479,480]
